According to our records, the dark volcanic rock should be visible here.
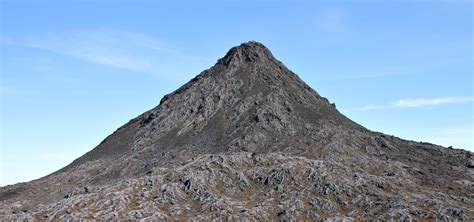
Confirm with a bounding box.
[0,41,472,221]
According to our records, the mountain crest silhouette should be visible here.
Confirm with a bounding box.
[1,41,472,220]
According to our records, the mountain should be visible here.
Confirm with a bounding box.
[1,41,472,221]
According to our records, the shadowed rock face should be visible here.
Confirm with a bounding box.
[1,41,473,221]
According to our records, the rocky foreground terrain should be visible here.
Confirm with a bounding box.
[1,41,473,221]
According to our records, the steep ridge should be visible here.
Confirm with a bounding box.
[71,41,359,164]
[1,41,472,221]
[64,41,365,181]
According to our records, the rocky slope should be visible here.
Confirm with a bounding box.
[1,41,473,221]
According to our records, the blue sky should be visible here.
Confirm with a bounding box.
[1,0,472,186]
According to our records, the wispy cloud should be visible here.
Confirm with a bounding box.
[360,105,386,111]
[361,96,474,111]
[22,29,199,76]
[393,97,474,108]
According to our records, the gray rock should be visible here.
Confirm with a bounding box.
[0,41,472,220]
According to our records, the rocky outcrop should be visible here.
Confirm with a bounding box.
[1,41,472,220]
[2,152,472,221]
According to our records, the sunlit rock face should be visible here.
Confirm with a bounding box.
[1,41,472,221]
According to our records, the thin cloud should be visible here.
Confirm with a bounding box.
[393,97,474,108]
[360,105,386,111]
[22,29,198,76]
[361,96,474,111]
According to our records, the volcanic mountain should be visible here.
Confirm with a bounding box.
[1,41,473,221]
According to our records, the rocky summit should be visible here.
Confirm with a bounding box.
[1,41,473,221]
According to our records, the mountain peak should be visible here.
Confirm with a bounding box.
[217,41,276,66]
[1,41,472,221]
